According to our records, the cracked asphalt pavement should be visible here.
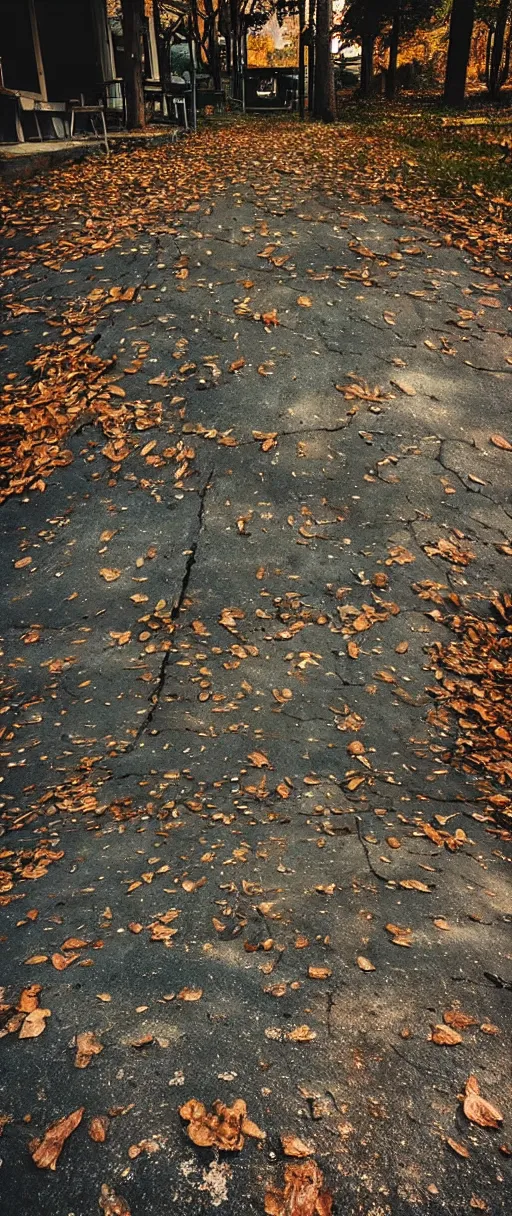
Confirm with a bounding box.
[1,129,511,1215]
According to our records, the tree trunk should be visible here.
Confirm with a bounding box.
[307,0,316,112]
[121,0,146,128]
[360,33,374,96]
[298,0,306,118]
[443,0,475,106]
[153,0,171,94]
[206,2,222,92]
[313,0,335,121]
[230,0,239,91]
[488,0,511,97]
[385,12,399,100]
[485,23,493,91]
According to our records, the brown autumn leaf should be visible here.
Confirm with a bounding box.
[443,1009,478,1030]
[264,1159,333,1216]
[446,1136,470,1159]
[177,987,203,1002]
[276,781,292,799]
[17,984,42,1013]
[24,955,49,965]
[247,750,272,768]
[347,640,360,659]
[30,1107,84,1170]
[287,1025,316,1042]
[462,1076,503,1128]
[19,1008,51,1039]
[228,358,245,373]
[75,1030,104,1068]
[385,923,413,947]
[281,1134,315,1158]
[179,1098,264,1150]
[430,1024,462,1045]
[191,619,210,636]
[99,1183,131,1216]
[399,879,430,892]
[346,739,365,756]
[181,877,206,893]
[51,951,79,971]
[308,966,332,980]
[89,1115,109,1143]
[490,434,512,451]
[219,606,245,631]
[98,568,121,582]
[356,956,376,972]
[297,295,312,307]
[272,688,293,703]
[433,918,451,931]
[390,379,416,396]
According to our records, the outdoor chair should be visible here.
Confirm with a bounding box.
[67,92,109,154]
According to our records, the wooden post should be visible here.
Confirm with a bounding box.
[121,0,146,128]
[308,0,316,113]
[298,0,305,119]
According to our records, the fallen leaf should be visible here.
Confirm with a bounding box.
[75,1030,104,1068]
[17,984,42,1013]
[462,1076,503,1128]
[19,1008,51,1039]
[443,1009,478,1030]
[30,1107,84,1170]
[99,568,121,582]
[490,434,512,451]
[247,750,272,768]
[307,966,331,980]
[430,1024,462,1045]
[356,956,375,972]
[99,1183,131,1215]
[264,1159,332,1216]
[287,1024,316,1042]
[446,1136,470,1159]
[177,987,203,1002]
[51,952,79,971]
[89,1115,109,1143]
[179,1098,264,1150]
[280,1134,315,1158]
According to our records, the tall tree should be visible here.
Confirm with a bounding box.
[443,0,475,105]
[313,0,336,118]
[341,0,439,99]
[341,0,385,96]
[385,1,439,99]
[483,0,512,97]
[121,0,146,128]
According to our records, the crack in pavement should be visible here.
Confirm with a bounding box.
[122,468,213,752]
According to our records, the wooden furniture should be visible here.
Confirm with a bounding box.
[68,96,108,153]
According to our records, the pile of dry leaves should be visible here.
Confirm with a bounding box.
[429,594,512,821]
